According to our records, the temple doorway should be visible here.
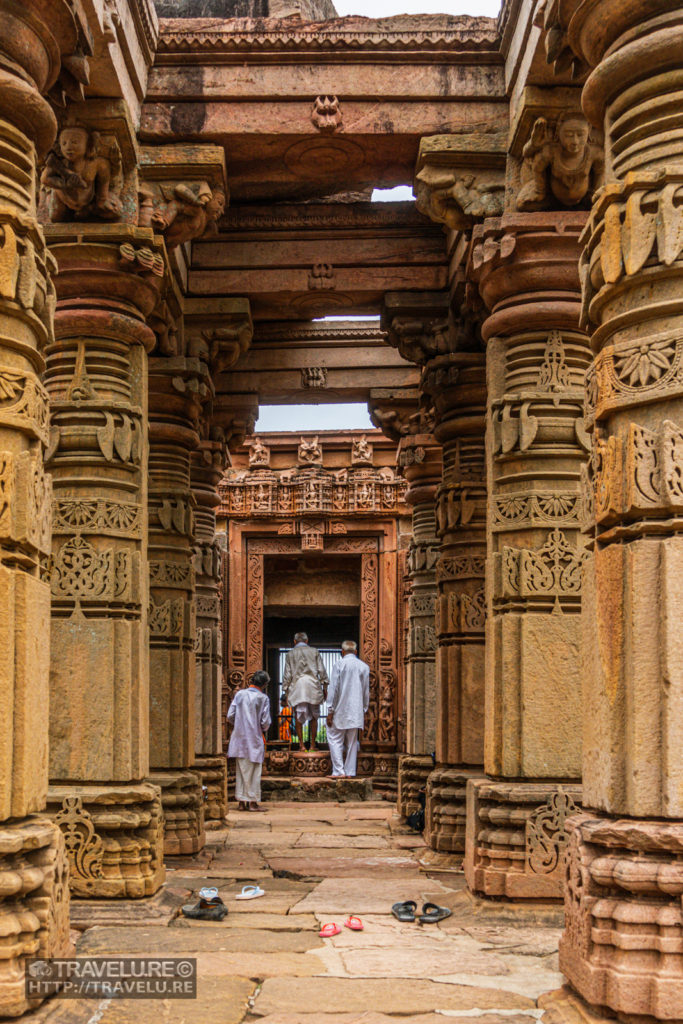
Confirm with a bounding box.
[217,429,410,790]
[265,611,360,744]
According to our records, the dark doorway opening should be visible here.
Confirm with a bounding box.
[265,613,359,744]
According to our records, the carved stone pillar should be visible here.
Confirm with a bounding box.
[540,4,683,1020]
[397,434,441,818]
[43,229,166,899]
[0,2,80,1010]
[462,213,588,899]
[147,355,206,855]
[191,437,227,821]
[426,352,487,853]
[384,294,487,853]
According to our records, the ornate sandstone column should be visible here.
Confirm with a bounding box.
[191,434,228,822]
[464,211,590,899]
[185,302,252,821]
[44,230,166,897]
[384,294,487,853]
[397,434,441,819]
[541,3,683,1020]
[38,98,166,898]
[0,2,79,1011]
[147,353,206,855]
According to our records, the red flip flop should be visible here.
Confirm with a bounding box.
[319,922,341,938]
[344,916,364,931]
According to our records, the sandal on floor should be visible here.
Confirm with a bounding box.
[344,916,364,931]
[391,900,417,922]
[236,884,265,900]
[182,886,228,920]
[319,922,342,938]
[417,901,452,924]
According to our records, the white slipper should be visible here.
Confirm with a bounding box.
[236,884,265,900]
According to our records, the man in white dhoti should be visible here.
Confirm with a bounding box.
[281,632,329,750]
[227,670,272,811]
[326,640,370,778]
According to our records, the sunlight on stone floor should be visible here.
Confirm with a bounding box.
[27,802,567,1023]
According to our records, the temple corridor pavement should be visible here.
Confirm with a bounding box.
[26,801,569,1024]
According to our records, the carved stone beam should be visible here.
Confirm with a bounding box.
[139,144,229,251]
[414,132,507,232]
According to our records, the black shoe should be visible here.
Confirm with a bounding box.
[182,886,228,921]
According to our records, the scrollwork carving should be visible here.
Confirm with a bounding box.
[502,530,586,600]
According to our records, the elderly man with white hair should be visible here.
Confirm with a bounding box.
[326,640,370,779]
[282,631,329,750]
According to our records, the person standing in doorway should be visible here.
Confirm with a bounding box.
[327,640,370,779]
[281,632,329,750]
[227,670,272,811]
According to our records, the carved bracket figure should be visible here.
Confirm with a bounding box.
[40,124,123,222]
[415,167,504,229]
[516,114,604,211]
[149,182,226,249]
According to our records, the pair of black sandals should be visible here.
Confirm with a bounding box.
[182,887,228,921]
[391,900,452,925]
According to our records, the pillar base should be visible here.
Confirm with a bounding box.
[148,770,206,856]
[47,782,165,899]
[558,814,683,1023]
[0,817,72,1018]
[397,755,434,818]
[464,778,582,899]
[425,766,484,852]
[193,756,228,821]
[538,986,620,1024]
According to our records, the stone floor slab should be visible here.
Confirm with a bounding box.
[36,977,256,1024]
[252,978,536,1015]
[268,856,418,878]
[195,950,323,977]
[290,877,452,914]
[77,924,320,954]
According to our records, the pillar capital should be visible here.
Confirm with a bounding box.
[46,225,166,332]
[397,434,442,508]
[0,0,91,157]
[469,212,587,339]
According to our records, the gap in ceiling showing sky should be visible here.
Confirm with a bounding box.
[334,0,501,16]
[256,404,375,433]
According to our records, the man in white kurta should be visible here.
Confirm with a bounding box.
[227,670,272,810]
[282,632,329,750]
[326,641,370,778]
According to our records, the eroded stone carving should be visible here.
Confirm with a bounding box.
[151,182,226,249]
[516,114,603,211]
[40,124,123,222]
[311,95,343,133]
[351,434,373,464]
[298,435,323,465]
[301,366,327,388]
